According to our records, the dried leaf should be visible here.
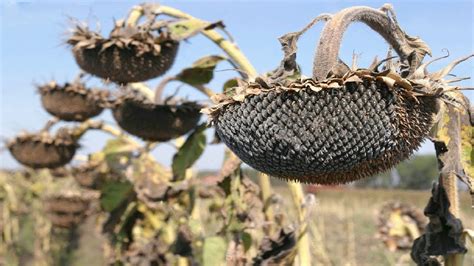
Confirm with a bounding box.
[411,184,467,265]
[430,54,474,80]
[252,228,297,265]
[430,94,472,192]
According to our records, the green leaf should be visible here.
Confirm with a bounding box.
[168,19,211,41]
[100,181,133,212]
[203,236,227,266]
[241,232,252,252]
[176,55,226,86]
[172,124,207,180]
[223,78,238,95]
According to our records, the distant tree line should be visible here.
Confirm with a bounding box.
[198,155,439,190]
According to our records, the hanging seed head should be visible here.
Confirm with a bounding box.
[67,17,179,84]
[44,191,94,228]
[205,5,470,184]
[7,130,79,169]
[209,75,437,184]
[377,201,427,250]
[38,80,108,121]
[112,92,202,142]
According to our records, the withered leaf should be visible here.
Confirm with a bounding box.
[252,228,297,266]
[411,183,467,265]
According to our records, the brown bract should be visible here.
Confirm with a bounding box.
[38,81,109,121]
[204,69,440,121]
[67,21,179,83]
[112,93,202,142]
[7,131,79,169]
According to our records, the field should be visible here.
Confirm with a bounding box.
[292,188,474,265]
[64,186,474,266]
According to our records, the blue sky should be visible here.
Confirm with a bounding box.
[1,0,473,170]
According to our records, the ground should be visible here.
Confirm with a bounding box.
[70,187,474,266]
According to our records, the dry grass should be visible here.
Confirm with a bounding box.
[273,187,474,266]
[67,187,474,265]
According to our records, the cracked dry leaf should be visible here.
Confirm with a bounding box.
[411,184,467,265]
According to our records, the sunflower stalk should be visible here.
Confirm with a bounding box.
[151,4,258,80]
[313,4,431,80]
[288,182,311,266]
[430,92,473,265]
[126,5,145,27]
[70,120,142,149]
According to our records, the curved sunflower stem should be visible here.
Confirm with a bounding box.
[313,4,431,80]
[153,5,258,80]
[126,5,145,27]
[41,117,60,132]
[70,120,142,148]
[128,83,155,102]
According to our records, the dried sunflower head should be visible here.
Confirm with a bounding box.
[112,91,202,142]
[38,80,108,122]
[7,129,79,169]
[205,5,470,184]
[377,201,427,251]
[67,16,179,84]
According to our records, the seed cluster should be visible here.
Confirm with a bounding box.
[8,133,78,169]
[112,97,202,141]
[73,41,179,84]
[38,82,107,121]
[216,79,436,184]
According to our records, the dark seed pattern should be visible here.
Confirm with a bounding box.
[73,41,179,83]
[40,87,105,122]
[215,80,437,184]
[8,138,77,169]
[112,99,202,141]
